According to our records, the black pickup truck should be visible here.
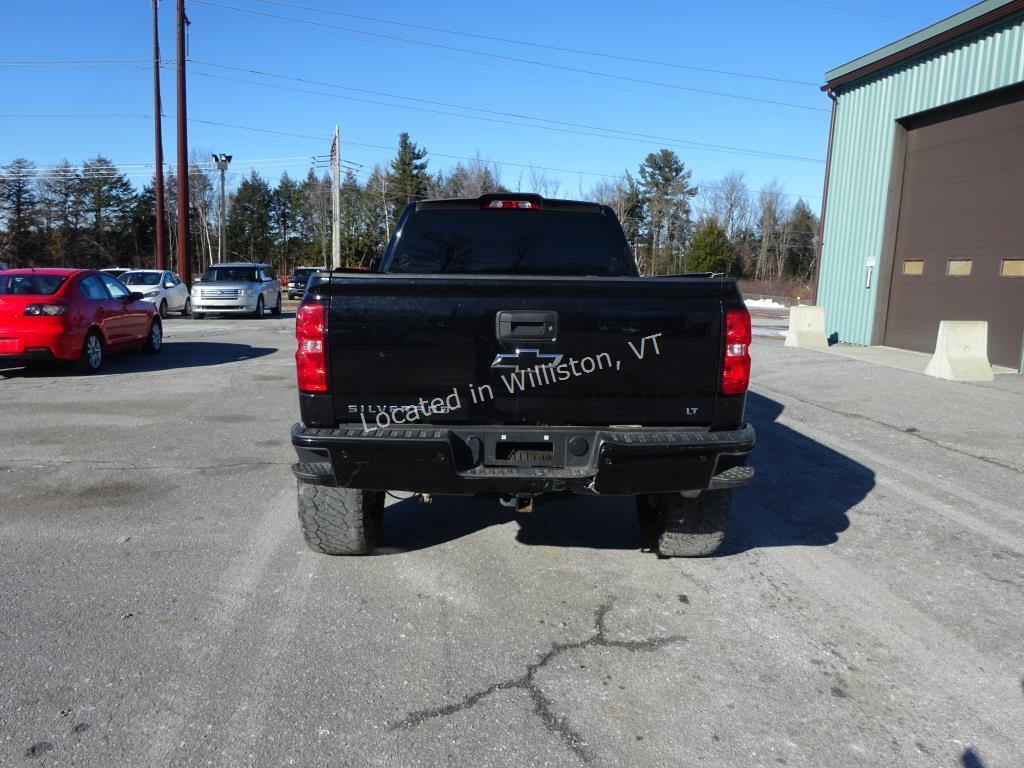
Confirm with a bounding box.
[291,194,754,557]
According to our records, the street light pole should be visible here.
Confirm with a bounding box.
[212,153,231,263]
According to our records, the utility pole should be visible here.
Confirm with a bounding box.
[330,125,341,270]
[152,0,166,271]
[175,0,191,287]
[212,154,231,263]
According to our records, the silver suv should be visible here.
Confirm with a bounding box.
[191,263,282,319]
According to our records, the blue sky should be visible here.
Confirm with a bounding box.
[1,0,972,212]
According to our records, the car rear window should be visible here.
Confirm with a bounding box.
[121,272,162,286]
[386,209,637,276]
[202,267,258,282]
[0,274,68,295]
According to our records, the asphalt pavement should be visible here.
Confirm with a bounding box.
[1,314,1022,767]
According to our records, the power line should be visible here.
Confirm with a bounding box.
[0,59,155,68]
[180,66,824,163]
[769,0,918,22]
[243,0,818,87]
[0,112,153,118]
[0,113,822,196]
[188,0,828,113]
[186,62,825,160]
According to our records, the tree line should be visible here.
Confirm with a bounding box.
[0,132,817,289]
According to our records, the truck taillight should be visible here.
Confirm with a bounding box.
[721,308,751,395]
[295,303,328,392]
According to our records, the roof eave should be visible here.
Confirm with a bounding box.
[821,0,1024,92]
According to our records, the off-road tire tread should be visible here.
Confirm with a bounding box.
[297,482,382,555]
[638,489,731,558]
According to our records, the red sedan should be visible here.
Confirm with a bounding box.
[0,268,162,373]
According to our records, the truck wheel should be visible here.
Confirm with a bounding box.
[296,482,383,555]
[637,490,731,557]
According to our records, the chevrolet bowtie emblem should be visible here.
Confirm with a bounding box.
[490,349,563,370]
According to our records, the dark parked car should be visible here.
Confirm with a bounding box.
[286,267,327,300]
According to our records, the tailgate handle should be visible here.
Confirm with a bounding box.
[496,310,558,341]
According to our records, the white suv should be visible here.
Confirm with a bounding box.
[191,263,282,319]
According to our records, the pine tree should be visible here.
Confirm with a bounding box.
[686,219,735,274]
[271,171,300,272]
[637,150,697,274]
[38,160,81,268]
[226,170,273,263]
[76,157,138,267]
[388,132,429,220]
[785,199,818,281]
[0,159,42,266]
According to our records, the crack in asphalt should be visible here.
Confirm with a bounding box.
[391,602,687,764]
[756,383,1023,474]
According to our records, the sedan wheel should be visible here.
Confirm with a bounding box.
[253,296,265,319]
[182,297,192,317]
[143,319,162,354]
[159,299,168,319]
[271,293,282,315]
[75,331,103,374]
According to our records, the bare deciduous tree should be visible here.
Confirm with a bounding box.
[696,172,752,240]
[754,180,792,282]
[188,150,217,269]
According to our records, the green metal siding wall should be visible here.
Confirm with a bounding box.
[818,16,1024,346]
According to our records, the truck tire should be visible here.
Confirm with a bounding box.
[296,482,383,555]
[637,489,731,557]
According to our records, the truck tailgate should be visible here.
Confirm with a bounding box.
[327,275,727,427]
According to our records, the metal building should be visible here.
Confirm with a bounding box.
[816,0,1024,370]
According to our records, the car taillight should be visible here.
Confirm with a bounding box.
[722,308,751,395]
[295,303,328,392]
[24,304,66,316]
[484,199,540,210]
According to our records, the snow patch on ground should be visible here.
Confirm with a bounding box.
[745,298,787,309]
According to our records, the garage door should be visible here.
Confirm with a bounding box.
[884,86,1024,368]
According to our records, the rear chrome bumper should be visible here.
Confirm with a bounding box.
[291,422,755,496]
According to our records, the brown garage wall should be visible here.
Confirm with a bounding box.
[883,85,1024,368]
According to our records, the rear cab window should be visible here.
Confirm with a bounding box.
[386,206,637,276]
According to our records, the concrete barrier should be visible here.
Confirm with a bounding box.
[923,321,993,382]
[784,305,828,350]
